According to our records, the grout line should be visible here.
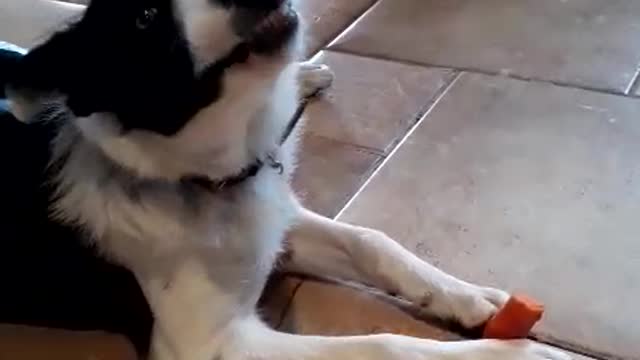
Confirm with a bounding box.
[309,133,386,157]
[330,47,640,99]
[322,71,461,220]
[314,48,454,74]
[328,155,386,218]
[306,0,382,60]
[531,335,625,360]
[625,66,640,96]
[323,0,382,53]
[378,69,460,156]
[384,70,461,154]
[334,72,463,220]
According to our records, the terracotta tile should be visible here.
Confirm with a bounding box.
[292,134,382,218]
[331,0,640,93]
[280,280,457,339]
[306,51,455,153]
[280,282,599,360]
[259,275,303,329]
[294,0,377,57]
[338,73,640,359]
[0,325,137,360]
[0,0,84,49]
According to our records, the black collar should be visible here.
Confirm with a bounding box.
[182,158,265,192]
[182,150,290,192]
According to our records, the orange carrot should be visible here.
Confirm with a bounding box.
[483,294,544,339]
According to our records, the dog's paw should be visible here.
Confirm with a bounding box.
[473,340,572,360]
[393,338,570,360]
[444,284,509,328]
[414,281,509,329]
[297,62,334,99]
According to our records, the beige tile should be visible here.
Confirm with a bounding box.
[331,0,640,93]
[295,0,377,57]
[338,73,640,359]
[292,134,382,218]
[0,0,84,49]
[306,51,455,153]
[281,280,458,339]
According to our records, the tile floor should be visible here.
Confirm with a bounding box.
[273,1,640,360]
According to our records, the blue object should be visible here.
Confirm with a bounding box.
[0,41,26,100]
[0,41,27,55]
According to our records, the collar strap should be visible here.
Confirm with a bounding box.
[184,42,307,192]
[182,158,264,192]
[182,153,285,192]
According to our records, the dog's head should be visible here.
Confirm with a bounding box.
[6,0,300,136]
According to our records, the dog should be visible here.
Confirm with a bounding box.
[2,0,571,359]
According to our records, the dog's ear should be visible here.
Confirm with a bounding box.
[6,0,208,135]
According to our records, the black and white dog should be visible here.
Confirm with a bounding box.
[2,0,570,359]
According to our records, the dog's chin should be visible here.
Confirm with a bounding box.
[245,3,299,56]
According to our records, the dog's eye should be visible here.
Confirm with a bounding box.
[136,8,158,30]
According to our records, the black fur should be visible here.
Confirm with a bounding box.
[0,0,196,354]
[0,0,298,356]
[7,0,296,136]
[8,0,204,136]
[0,103,153,355]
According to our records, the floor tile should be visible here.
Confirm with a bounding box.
[331,0,640,93]
[337,73,640,359]
[294,0,376,57]
[0,0,83,49]
[280,280,458,339]
[306,51,455,154]
[0,325,137,360]
[292,134,382,218]
[259,275,302,328]
[280,282,600,360]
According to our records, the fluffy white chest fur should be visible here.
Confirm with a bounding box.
[51,60,301,333]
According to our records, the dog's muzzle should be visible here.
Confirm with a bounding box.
[233,0,299,54]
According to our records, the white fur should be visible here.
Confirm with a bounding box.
[48,1,571,360]
[174,0,240,71]
[297,63,334,98]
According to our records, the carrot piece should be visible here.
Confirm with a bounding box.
[483,294,544,339]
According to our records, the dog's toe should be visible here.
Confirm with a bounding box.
[298,62,334,99]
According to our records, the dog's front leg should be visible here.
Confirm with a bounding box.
[207,315,569,360]
[135,257,250,360]
[284,205,509,329]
